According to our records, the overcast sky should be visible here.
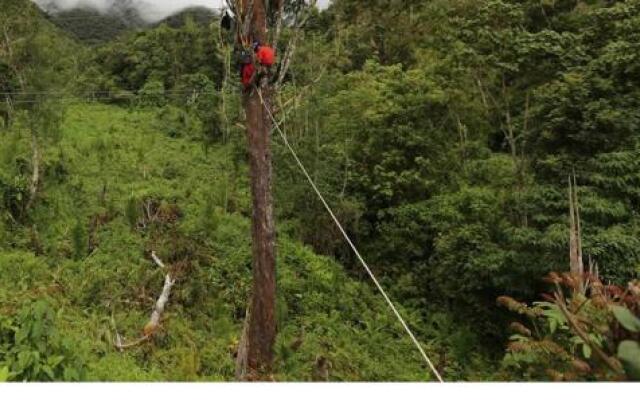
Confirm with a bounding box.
[34,0,331,21]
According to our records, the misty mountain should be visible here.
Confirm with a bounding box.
[32,0,222,21]
[152,6,218,29]
[38,1,218,45]
[43,3,146,45]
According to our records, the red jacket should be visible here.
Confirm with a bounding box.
[256,46,275,66]
[241,63,255,88]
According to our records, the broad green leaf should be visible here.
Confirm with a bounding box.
[42,365,54,380]
[63,367,78,381]
[14,326,28,344]
[508,334,529,342]
[582,344,592,359]
[31,320,43,340]
[611,306,640,333]
[618,341,640,380]
[47,355,64,368]
[570,336,584,345]
[0,366,9,382]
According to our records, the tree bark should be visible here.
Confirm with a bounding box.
[240,0,277,379]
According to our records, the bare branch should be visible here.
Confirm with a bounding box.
[554,291,623,375]
[242,0,256,40]
[151,251,167,269]
[270,66,326,131]
[115,333,149,351]
[148,273,175,329]
[275,2,317,90]
[115,253,176,351]
[273,0,285,47]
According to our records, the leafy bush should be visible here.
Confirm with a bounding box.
[155,105,201,138]
[0,168,30,222]
[0,300,87,381]
[499,273,640,381]
[138,80,167,107]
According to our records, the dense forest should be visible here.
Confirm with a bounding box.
[1,0,639,382]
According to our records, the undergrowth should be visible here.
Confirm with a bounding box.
[0,104,480,381]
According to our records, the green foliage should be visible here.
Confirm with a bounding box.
[2,0,640,383]
[326,0,432,69]
[0,365,9,382]
[71,217,87,260]
[48,6,146,46]
[612,305,640,333]
[0,300,87,381]
[199,193,220,235]
[0,165,30,222]
[125,195,140,229]
[138,80,167,107]
[155,105,201,139]
[91,20,222,93]
[499,275,640,381]
[274,0,640,350]
[172,73,222,145]
[0,102,446,381]
[618,341,640,380]
[0,0,79,221]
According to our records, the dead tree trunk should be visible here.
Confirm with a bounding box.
[568,175,584,291]
[239,0,277,379]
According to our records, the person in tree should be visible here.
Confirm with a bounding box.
[253,41,275,68]
[238,42,276,92]
[239,49,255,91]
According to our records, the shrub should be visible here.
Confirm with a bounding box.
[499,272,640,381]
[137,80,166,107]
[0,300,87,381]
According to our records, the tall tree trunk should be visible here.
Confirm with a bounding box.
[240,0,277,379]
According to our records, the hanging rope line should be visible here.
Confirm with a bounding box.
[256,88,445,383]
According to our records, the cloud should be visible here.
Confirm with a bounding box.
[33,0,331,22]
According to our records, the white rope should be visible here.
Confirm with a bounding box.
[257,89,444,383]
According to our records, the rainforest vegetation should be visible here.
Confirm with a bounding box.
[0,0,639,382]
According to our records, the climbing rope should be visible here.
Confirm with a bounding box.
[257,88,445,383]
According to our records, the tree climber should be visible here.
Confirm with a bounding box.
[240,50,255,91]
[252,41,276,84]
[253,41,275,68]
[238,41,276,92]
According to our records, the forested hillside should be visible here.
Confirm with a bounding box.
[37,0,150,45]
[1,0,639,382]
[44,5,218,45]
